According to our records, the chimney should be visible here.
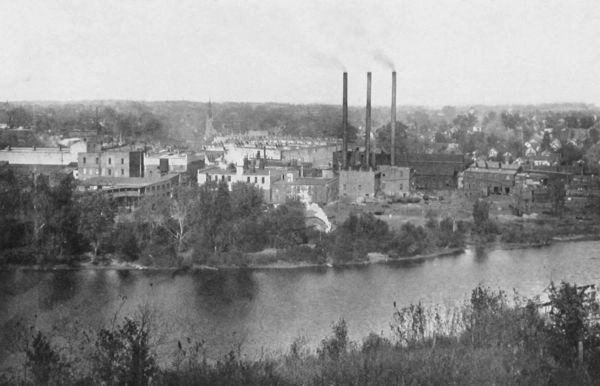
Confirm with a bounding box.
[342,72,348,170]
[391,71,397,166]
[365,72,372,169]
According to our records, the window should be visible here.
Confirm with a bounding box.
[121,169,124,176]
[121,158,124,164]
[108,169,112,176]
[399,183,403,190]
[83,157,86,164]
[95,157,99,164]
[262,177,265,184]
[108,158,112,165]
[207,175,210,181]
[247,177,250,183]
[254,177,257,183]
[227,176,231,182]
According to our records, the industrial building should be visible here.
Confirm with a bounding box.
[271,172,339,205]
[397,153,467,191]
[0,139,87,167]
[78,150,145,179]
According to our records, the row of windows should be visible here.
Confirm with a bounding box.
[82,157,125,165]
[81,168,126,176]
[206,175,266,184]
[148,183,170,192]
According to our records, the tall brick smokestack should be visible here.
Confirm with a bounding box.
[365,72,372,169]
[391,71,397,166]
[342,72,348,170]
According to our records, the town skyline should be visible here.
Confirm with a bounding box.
[2,0,600,106]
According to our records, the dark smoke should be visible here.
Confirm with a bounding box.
[373,49,395,71]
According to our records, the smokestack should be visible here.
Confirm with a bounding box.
[342,72,348,170]
[365,72,372,169]
[391,71,397,166]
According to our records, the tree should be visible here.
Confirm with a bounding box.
[135,185,200,255]
[376,121,409,160]
[7,106,33,129]
[541,132,551,152]
[584,143,600,170]
[472,199,490,229]
[548,179,566,216]
[559,143,583,165]
[547,282,600,370]
[77,192,116,257]
[264,199,307,248]
[93,314,158,386]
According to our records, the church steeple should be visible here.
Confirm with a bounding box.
[204,98,216,143]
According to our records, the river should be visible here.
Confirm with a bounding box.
[1,240,600,364]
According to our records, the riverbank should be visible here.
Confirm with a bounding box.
[2,231,599,272]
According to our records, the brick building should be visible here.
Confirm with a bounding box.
[397,153,468,191]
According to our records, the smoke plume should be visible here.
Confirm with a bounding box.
[310,51,346,71]
[373,49,395,71]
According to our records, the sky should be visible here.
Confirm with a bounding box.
[1,0,600,106]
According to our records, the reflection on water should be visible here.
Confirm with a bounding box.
[193,270,257,304]
[474,245,488,260]
[2,240,600,360]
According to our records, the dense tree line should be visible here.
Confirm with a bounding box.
[325,212,466,264]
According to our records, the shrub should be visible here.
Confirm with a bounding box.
[317,319,349,360]
[26,331,67,385]
[92,316,158,386]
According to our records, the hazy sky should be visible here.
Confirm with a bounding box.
[1,0,600,106]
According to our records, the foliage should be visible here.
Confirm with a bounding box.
[25,331,68,385]
[263,199,307,249]
[546,282,600,373]
[7,282,600,385]
[76,192,116,257]
[317,319,349,360]
[92,316,158,386]
[114,223,141,261]
[327,212,391,263]
[472,199,498,236]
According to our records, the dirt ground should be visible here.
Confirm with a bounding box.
[323,191,548,231]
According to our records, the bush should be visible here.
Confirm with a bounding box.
[26,331,68,385]
[317,319,349,360]
[92,316,158,386]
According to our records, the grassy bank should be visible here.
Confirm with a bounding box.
[2,282,600,385]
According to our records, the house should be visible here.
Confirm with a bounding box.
[530,151,561,167]
[197,165,284,203]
